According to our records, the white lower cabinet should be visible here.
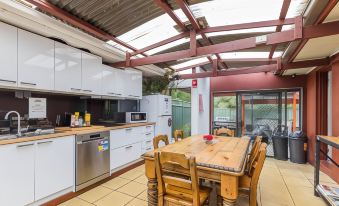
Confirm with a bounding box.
[110,142,142,170]
[0,136,74,206]
[0,141,35,206]
[35,136,74,200]
[110,125,154,171]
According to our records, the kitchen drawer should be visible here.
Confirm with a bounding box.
[110,142,141,170]
[110,128,145,149]
[142,139,153,149]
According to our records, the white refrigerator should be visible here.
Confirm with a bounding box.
[140,94,173,143]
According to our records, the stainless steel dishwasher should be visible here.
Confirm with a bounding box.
[76,131,110,191]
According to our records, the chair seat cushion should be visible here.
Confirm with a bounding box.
[165,185,211,205]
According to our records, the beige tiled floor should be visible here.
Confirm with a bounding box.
[59,158,336,206]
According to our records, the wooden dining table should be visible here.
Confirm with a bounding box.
[142,135,250,206]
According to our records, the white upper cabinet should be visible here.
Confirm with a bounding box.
[0,142,35,206]
[102,64,125,97]
[0,22,18,87]
[55,42,82,93]
[81,52,102,95]
[35,136,74,201]
[124,68,142,99]
[18,29,55,90]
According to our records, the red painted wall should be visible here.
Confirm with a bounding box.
[210,72,307,92]
[306,72,317,164]
[330,62,339,182]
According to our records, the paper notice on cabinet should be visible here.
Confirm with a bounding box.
[29,98,47,119]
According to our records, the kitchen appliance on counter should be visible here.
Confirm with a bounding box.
[125,112,147,123]
[141,94,173,143]
[75,131,110,191]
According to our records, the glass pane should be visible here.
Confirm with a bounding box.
[213,93,237,135]
[286,91,301,133]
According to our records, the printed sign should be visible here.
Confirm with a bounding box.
[29,98,47,119]
[192,79,197,88]
[98,140,109,152]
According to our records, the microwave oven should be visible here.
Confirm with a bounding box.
[125,112,147,123]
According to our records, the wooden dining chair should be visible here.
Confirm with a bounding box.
[214,127,235,137]
[153,135,170,149]
[246,136,262,172]
[174,130,184,142]
[239,143,267,206]
[155,151,212,206]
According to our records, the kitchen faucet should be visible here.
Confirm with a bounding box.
[4,111,21,137]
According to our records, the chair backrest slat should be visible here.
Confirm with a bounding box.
[247,136,262,172]
[214,127,235,137]
[174,130,184,142]
[155,151,200,206]
[153,135,169,149]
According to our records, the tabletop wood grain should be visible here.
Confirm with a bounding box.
[143,135,250,173]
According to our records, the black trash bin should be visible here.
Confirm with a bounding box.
[289,131,307,164]
[272,125,289,161]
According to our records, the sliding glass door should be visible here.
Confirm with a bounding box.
[212,89,302,156]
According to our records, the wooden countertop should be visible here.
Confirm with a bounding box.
[0,122,155,146]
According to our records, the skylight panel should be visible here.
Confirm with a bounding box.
[189,0,283,27]
[286,0,310,18]
[116,13,179,50]
[172,57,209,70]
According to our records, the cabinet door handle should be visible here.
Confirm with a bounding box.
[125,145,133,149]
[108,92,122,96]
[71,88,81,91]
[83,89,92,92]
[125,128,132,131]
[20,82,36,86]
[146,147,152,150]
[146,133,152,135]
[17,143,34,148]
[0,79,16,84]
[145,140,152,143]
[37,140,53,145]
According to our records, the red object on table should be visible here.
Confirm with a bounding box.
[203,134,213,141]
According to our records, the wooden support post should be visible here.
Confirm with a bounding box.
[190,30,197,57]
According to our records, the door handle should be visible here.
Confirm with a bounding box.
[0,79,16,84]
[37,140,53,145]
[145,140,152,143]
[125,145,133,149]
[83,89,92,92]
[125,128,132,131]
[145,133,152,135]
[17,143,34,148]
[20,81,36,86]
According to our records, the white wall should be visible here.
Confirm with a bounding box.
[191,68,210,135]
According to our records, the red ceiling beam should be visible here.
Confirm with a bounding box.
[175,58,279,72]
[269,0,292,58]
[202,18,295,33]
[153,0,187,32]
[175,0,228,69]
[25,0,142,54]
[130,32,190,55]
[130,17,297,57]
[179,64,278,79]
[113,20,339,67]
[282,57,330,70]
